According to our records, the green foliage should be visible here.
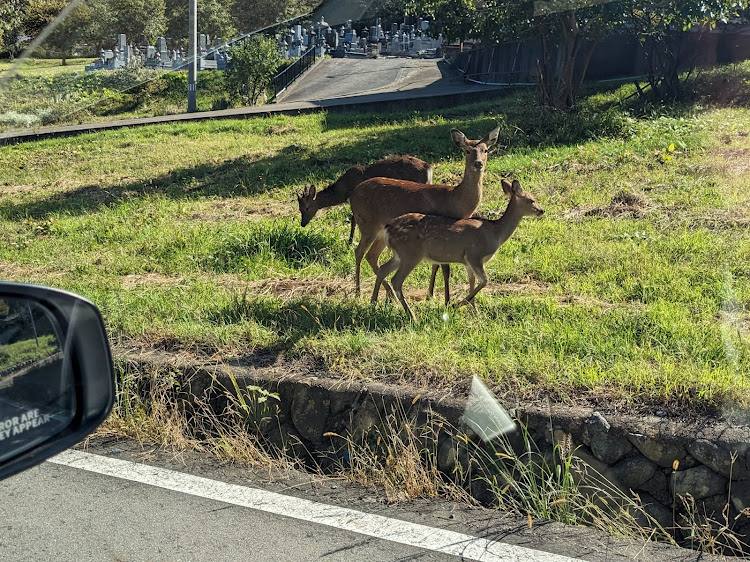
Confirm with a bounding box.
[165,0,236,42]
[1,0,29,58]
[407,0,478,43]
[620,0,748,102]
[43,0,93,63]
[225,35,282,106]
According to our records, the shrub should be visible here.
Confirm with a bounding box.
[225,35,282,106]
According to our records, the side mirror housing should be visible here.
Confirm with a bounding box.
[0,282,114,480]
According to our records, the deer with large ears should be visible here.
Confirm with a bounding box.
[348,126,501,298]
[372,179,544,323]
[297,156,449,301]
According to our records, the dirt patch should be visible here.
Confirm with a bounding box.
[584,190,652,219]
[0,184,41,196]
[565,190,653,221]
[267,124,298,135]
[121,273,185,289]
[680,207,750,230]
[712,147,750,176]
[184,199,291,223]
[0,262,69,279]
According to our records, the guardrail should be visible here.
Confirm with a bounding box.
[271,45,316,98]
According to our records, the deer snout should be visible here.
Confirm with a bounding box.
[534,205,545,216]
[473,160,484,171]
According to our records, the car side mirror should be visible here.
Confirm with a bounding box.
[0,283,114,480]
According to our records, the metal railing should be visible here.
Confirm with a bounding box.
[271,45,317,98]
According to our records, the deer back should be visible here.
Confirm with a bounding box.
[333,156,432,199]
[298,156,432,227]
[385,213,493,264]
[350,178,481,229]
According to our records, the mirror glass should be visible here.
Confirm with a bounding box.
[0,297,75,463]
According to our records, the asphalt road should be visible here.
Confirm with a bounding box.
[276,57,492,103]
[0,437,719,562]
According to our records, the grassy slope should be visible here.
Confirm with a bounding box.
[0,57,96,76]
[0,79,748,411]
[0,60,228,130]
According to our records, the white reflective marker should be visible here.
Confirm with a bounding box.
[50,450,582,562]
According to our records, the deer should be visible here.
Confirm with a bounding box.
[297,155,451,302]
[371,179,544,323]
[297,156,433,239]
[348,126,500,300]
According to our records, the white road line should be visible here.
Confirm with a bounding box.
[49,449,582,562]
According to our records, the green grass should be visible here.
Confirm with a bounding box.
[0,75,749,411]
[0,57,96,77]
[0,64,230,130]
[0,334,60,372]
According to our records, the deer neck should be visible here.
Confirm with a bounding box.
[490,198,525,246]
[314,185,348,210]
[456,164,485,211]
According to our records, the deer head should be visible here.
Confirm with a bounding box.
[501,179,545,217]
[297,183,317,227]
[451,126,500,172]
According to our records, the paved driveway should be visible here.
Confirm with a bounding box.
[277,57,486,103]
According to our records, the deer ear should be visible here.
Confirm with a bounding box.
[482,126,500,148]
[309,184,317,199]
[511,179,523,196]
[450,128,467,148]
[501,179,513,196]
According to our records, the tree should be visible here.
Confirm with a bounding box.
[1,0,29,59]
[231,0,317,35]
[165,0,236,43]
[225,34,281,105]
[407,0,478,43]
[109,0,167,44]
[621,0,747,102]
[534,1,624,110]
[44,0,92,64]
[22,0,65,39]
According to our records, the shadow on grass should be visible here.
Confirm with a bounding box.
[1,81,653,221]
[203,221,349,273]
[213,293,408,344]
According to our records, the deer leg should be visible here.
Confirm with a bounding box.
[366,233,396,301]
[372,254,400,304]
[461,261,487,308]
[427,265,439,301]
[348,214,356,245]
[441,264,451,305]
[390,258,421,323]
[354,229,377,297]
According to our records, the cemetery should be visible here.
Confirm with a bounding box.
[83,15,444,76]
[85,33,229,72]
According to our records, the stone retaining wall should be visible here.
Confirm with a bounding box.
[124,352,750,541]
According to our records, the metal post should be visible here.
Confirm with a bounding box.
[187,0,197,112]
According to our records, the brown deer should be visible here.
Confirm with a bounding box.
[372,179,544,323]
[297,156,433,241]
[297,155,450,301]
[349,126,500,298]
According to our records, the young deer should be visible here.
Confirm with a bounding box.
[349,126,500,299]
[297,155,449,300]
[372,179,544,323]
